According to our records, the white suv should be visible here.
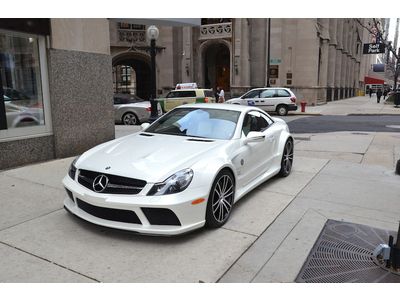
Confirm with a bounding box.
[226,87,297,116]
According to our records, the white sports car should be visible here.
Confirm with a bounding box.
[63,103,294,235]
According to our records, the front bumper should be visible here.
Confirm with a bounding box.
[62,175,208,235]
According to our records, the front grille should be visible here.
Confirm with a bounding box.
[77,169,146,194]
[141,207,181,226]
[76,198,141,224]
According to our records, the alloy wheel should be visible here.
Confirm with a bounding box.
[123,113,138,125]
[280,139,294,176]
[211,174,234,223]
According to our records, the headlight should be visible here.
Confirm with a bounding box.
[68,156,80,180]
[147,169,194,196]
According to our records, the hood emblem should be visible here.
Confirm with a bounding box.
[93,174,109,193]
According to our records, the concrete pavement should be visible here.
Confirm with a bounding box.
[1,95,400,282]
[291,95,400,116]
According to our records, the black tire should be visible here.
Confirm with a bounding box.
[279,139,294,177]
[396,159,400,175]
[122,112,139,125]
[276,105,288,116]
[205,169,235,228]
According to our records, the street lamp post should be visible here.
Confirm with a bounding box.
[147,25,159,123]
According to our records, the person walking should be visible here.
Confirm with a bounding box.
[383,89,388,100]
[376,89,383,103]
[217,86,225,103]
[369,88,373,98]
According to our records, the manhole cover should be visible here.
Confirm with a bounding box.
[295,220,400,283]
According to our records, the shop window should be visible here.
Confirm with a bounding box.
[0,30,51,141]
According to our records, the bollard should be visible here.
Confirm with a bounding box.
[300,101,307,113]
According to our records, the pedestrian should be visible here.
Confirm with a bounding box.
[383,89,388,100]
[214,87,219,102]
[217,86,225,103]
[376,89,383,103]
[369,88,373,98]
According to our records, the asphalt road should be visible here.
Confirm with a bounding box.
[285,115,400,134]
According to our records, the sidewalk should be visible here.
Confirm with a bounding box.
[291,95,400,116]
[0,96,400,282]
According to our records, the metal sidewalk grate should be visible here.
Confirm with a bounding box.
[295,219,400,283]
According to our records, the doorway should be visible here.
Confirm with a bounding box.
[203,43,230,92]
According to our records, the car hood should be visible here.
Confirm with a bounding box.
[76,133,226,183]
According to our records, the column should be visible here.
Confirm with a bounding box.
[327,19,337,101]
[318,19,330,103]
[334,19,344,100]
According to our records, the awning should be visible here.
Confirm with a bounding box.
[364,76,384,85]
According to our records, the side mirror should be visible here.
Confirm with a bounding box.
[141,123,150,131]
[244,131,265,144]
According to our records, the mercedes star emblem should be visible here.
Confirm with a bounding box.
[92,174,109,193]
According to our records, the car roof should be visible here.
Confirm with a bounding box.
[170,88,212,92]
[249,87,291,91]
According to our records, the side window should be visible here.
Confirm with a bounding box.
[277,89,291,97]
[166,91,177,98]
[242,90,260,99]
[259,113,274,131]
[259,89,276,98]
[179,91,196,98]
[204,90,214,98]
[242,111,261,136]
[242,111,274,136]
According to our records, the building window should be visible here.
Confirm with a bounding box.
[0,30,51,141]
[112,65,137,95]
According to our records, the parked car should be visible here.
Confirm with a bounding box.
[113,94,162,125]
[226,87,298,116]
[63,103,294,235]
[158,88,216,112]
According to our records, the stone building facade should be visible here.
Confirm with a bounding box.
[0,19,114,169]
[110,18,377,105]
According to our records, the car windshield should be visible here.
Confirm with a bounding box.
[145,108,241,140]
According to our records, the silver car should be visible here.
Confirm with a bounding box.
[114,94,162,125]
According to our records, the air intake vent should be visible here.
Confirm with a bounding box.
[76,199,141,224]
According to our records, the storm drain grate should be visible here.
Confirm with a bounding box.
[295,219,400,283]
